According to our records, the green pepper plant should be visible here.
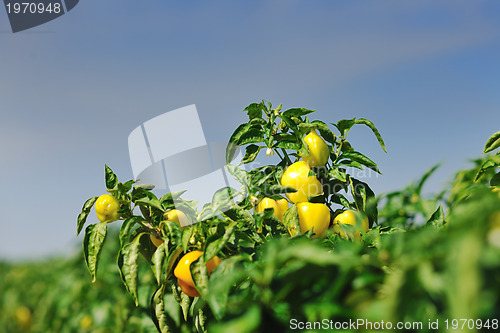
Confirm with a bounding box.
[76,101,387,332]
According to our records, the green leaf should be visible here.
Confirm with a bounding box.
[151,242,166,285]
[298,122,328,133]
[83,221,107,282]
[316,125,337,145]
[150,283,176,333]
[172,283,192,320]
[349,177,376,214]
[194,303,209,333]
[491,172,500,186]
[204,257,250,320]
[337,160,364,169]
[222,206,254,225]
[334,118,356,136]
[225,141,238,165]
[339,151,381,174]
[134,183,156,191]
[283,204,300,236]
[282,108,315,118]
[117,232,144,305]
[273,133,297,142]
[212,187,238,213]
[249,117,268,126]
[426,204,446,228]
[131,186,156,203]
[105,164,118,190]
[274,141,301,150]
[254,209,274,233]
[159,190,187,204]
[273,133,301,150]
[205,222,236,261]
[355,118,387,152]
[278,113,299,133]
[242,144,264,164]
[235,128,265,146]
[166,247,183,280]
[227,120,266,149]
[474,158,498,181]
[483,131,500,154]
[254,171,275,188]
[135,196,166,213]
[119,216,143,246]
[324,178,348,197]
[349,177,367,211]
[117,180,136,194]
[160,220,182,246]
[351,178,377,224]
[226,164,249,186]
[276,238,354,265]
[340,140,354,153]
[362,227,381,248]
[199,204,215,222]
[274,103,283,113]
[331,194,350,208]
[244,102,265,119]
[226,122,255,163]
[182,228,194,253]
[364,195,379,227]
[172,200,198,221]
[77,196,98,236]
[191,255,210,295]
[328,168,347,182]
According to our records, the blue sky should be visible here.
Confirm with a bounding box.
[1,0,499,259]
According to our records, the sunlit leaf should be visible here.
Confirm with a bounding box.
[151,283,176,333]
[426,204,445,228]
[105,164,118,190]
[329,168,347,182]
[282,108,315,118]
[242,144,264,164]
[205,222,236,261]
[474,158,498,182]
[77,196,98,236]
[333,118,356,136]
[117,232,144,305]
[283,204,300,236]
[355,118,387,152]
[151,242,166,285]
[244,102,265,119]
[339,151,381,174]
[119,216,142,246]
[483,130,500,154]
[83,221,107,282]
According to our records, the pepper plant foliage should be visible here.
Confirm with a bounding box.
[226,101,386,225]
[76,101,388,332]
[475,130,500,187]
